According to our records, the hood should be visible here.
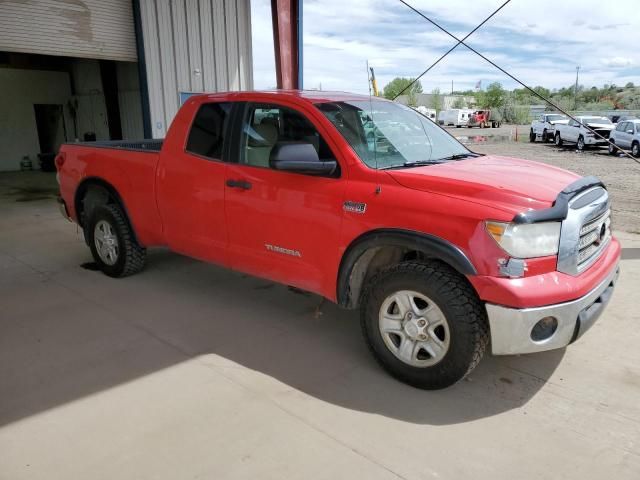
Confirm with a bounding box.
[585,122,614,130]
[387,155,580,216]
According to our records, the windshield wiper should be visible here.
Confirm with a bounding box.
[379,160,445,170]
[436,152,481,161]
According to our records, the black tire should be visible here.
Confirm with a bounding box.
[608,141,617,155]
[555,132,563,146]
[577,135,586,151]
[529,130,536,142]
[633,142,640,158]
[360,261,489,390]
[542,129,548,143]
[87,204,146,278]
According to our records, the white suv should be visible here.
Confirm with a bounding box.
[609,118,640,157]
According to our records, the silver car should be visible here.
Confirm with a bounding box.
[609,118,640,157]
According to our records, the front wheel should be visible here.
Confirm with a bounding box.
[555,132,563,146]
[529,130,536,142]
[542,129,548,142]
[632,142,640,158]
[360,262,489,390]
[608,141,617,155]
[577,135,586,151]
[87,204,146,278]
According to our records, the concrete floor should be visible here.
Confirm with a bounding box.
[1,171,639,480]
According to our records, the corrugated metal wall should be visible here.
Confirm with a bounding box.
[139,0,253,138]
[0,0,137,61]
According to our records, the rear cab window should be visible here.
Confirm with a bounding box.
[186,102,232,160]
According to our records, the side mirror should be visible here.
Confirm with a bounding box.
[270,143,337,176]
[627,129,635,134]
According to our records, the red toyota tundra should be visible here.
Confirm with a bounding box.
[56,91,620,389]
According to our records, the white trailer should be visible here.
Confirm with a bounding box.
[437,109,474,127]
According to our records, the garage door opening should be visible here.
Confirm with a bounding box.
[0,52,144,172]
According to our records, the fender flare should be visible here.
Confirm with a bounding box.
[336,229,477,307]
[74,177,141,244]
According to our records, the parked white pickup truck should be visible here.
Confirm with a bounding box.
[554,116,614,151]
[530,113,568,142]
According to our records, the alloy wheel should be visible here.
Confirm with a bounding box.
[378,290,450,367]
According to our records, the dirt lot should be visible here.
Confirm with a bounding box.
[454,131,640,234]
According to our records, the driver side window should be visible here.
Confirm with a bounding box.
[239,104,336,172]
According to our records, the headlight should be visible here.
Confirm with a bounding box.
[485,221,561,258]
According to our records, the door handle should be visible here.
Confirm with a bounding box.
[226,179,252,190]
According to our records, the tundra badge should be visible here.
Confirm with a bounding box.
[265,244,302,258]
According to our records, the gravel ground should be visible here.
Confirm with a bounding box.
[468,137,640,234]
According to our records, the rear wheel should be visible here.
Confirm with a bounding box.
[577,135,586,151]
[360,262,488,390]
[555,132,563,146]
[87,204,146,278]
[633,142,640,158]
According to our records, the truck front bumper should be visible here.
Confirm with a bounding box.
[486,262,619,355]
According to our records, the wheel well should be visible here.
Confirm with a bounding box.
[74,178,127,229]
[336,230,477,309]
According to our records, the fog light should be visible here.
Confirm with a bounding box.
[531,316,558,342]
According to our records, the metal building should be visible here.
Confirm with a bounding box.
[0,0,253,171]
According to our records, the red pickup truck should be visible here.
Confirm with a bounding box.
[56,90,620,389]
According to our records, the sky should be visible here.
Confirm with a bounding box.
[250,0,640,95]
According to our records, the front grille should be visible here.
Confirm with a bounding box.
[577,210,610,271]
[594,129,610,139]
[557,186,610,276]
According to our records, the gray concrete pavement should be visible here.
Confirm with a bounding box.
[1,172,639,479]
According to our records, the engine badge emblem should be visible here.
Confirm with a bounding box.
[343,201,367,214]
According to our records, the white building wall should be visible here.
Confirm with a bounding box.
[0,69,73,171]
[139,0,253,138]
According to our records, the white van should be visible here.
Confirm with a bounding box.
[438,109,474,127]
[414,106,437,121]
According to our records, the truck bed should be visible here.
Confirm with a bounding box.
[64,139,164,153]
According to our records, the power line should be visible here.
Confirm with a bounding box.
[397,0,640,164]
[392,0,511,101]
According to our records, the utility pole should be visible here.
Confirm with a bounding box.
[574,66,580,110]
[451,80,453,95]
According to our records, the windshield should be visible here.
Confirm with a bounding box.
[316,100,471,169]
[581,117,611,124]
[547,114,565,121]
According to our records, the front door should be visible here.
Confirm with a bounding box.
[224,102,347,294]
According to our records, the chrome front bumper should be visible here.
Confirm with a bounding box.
[486,263,620,355]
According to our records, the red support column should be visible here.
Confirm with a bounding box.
[271,0,300,90]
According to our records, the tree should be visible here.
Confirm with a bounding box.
[429,88,444,112]
[382,77,423,103]
[452,96,466,109]
[477,82,506,109]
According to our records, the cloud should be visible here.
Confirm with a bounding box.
[602,57,634,68]
[251,0,640,93]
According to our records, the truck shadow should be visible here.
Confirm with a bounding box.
[1,249,565,427]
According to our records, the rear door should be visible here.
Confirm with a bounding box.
[224,102,347,293]
[156,101,233,265]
